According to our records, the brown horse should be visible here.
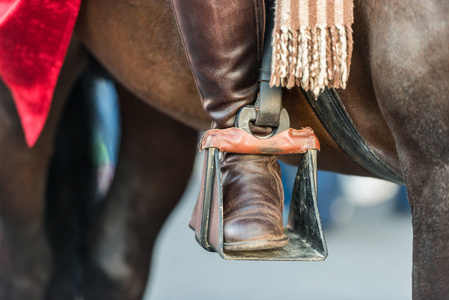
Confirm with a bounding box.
[0,0,447,299]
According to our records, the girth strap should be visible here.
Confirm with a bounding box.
[304,88,404,184]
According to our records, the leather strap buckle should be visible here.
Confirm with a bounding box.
[235,105,290,139]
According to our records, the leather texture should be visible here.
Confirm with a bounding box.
[200,127,320,155]
[171,0,264,129]
[254,0,283,128]
[221,154,287,249]
[172,0,287,250]
[304,88,404,184]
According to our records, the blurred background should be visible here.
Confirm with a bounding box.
[90,73,412,300]
[142,160,412,300]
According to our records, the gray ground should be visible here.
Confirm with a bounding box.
[144,160,412,300]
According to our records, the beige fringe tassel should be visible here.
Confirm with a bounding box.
[270,0,354,98]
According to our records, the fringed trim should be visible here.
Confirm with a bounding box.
[270,24,353,98]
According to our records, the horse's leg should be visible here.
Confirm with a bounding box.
[0,41,87,299]
[45,69,99,299]
[81,83,198,300]
[364,1,449,298]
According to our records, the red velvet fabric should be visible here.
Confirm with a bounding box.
[0,0,82,146]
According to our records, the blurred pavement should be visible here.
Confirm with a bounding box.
[144,158,412,300]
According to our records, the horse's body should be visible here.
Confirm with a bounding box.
[0,0,447,299]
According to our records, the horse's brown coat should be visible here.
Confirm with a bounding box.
[0,0,447,299]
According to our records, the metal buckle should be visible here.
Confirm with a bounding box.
[235,106,290,139]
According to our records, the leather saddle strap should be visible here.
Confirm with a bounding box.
[304,88,404,184]
[200,127,320,154]
[254,0,283,127]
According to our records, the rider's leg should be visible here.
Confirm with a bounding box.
[171,0,287,251]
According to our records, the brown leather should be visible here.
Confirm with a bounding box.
[200,127,320,154]
[221,153,288,250]
[172,0,288,251]
[171,0,264,129]
[188,152,289,251]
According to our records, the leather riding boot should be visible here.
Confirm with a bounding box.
[171,0,288,251]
